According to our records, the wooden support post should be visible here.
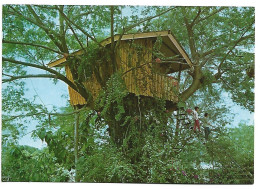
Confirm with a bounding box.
[74,108,80,182]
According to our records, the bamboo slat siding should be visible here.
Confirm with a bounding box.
[119,39,179,102]
[83,75,101,102]
[66,38,179,106]
[65,65,102,106]
[122,69,179,101]
[65,65,86,105]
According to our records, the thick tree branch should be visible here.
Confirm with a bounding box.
[58,6,85,53]
[190,7,201,27]
[56,7,102,47]
[58,5,69,53]
[2,57,91,101]
[2,40,63,55]
[181,20,254,102]
[182,8,198,61]
[26,5,65,52]
[180,74,201,102]
[2,74,57,83]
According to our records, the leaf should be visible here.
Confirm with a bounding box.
[177,102,186,108]
[38,128,46,141]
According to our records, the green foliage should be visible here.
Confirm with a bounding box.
[2,101,254,183]
[77,143,135,183]
[150,6,254,112]
[1,5,254,184]
[2,144,72,182]
[228,123,254,171]
[96,72,128,122]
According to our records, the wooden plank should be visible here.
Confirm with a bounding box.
[101,30,169,46]
[48,50,84,68]
[167,34,193,68]
[48,57,67,68]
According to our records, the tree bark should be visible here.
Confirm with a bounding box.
[180,67,202,102]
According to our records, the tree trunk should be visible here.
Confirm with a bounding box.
[180,63,202,102]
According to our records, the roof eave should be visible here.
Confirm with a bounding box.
[47,30,193,68]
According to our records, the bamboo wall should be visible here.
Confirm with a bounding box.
[118,39,179,102]
[66,38,179,106]
[65,65,86,105]
[65,65,101,106]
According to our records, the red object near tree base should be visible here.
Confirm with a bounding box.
[186,109,192,114]
[155,58,161,63]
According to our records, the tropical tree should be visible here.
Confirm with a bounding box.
[2,5,254,183]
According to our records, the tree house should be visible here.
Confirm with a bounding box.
[48,30,193,109]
